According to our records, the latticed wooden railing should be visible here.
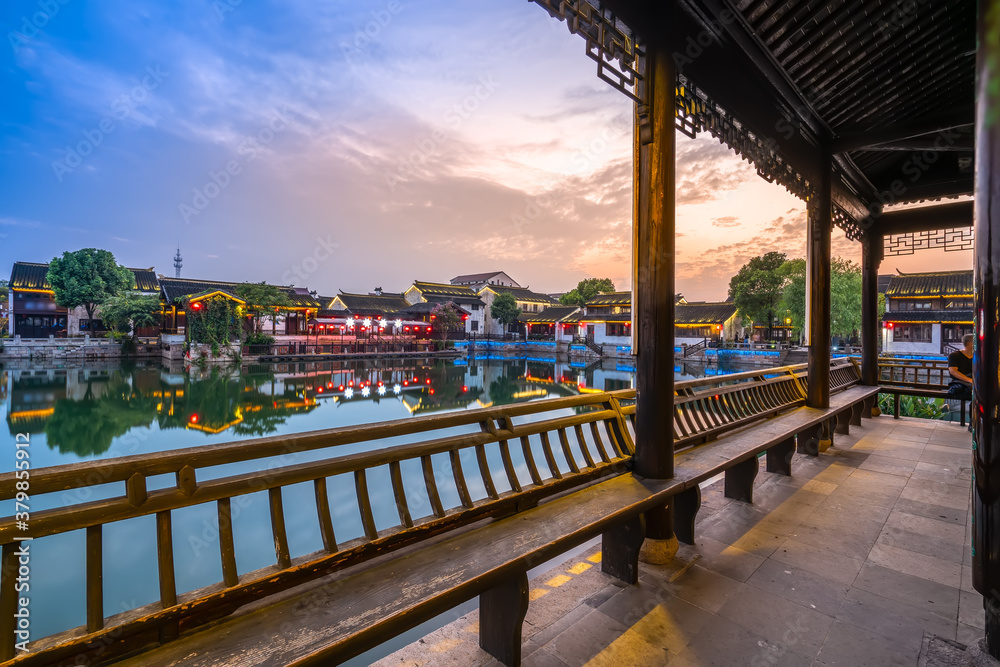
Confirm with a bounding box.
[0,358,863,665]
[0,393,633,665]
[878,357,951,389]
[614,358,861,449]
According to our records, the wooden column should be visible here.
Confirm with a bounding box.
[633,43,676,548]
[805,154,832,409]
[972,0,1000,655]
[860,233,881,386]
[634,43,676,482]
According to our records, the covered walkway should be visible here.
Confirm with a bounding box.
[378,415,974,666]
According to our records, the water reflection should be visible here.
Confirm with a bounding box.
[3,355,767,471]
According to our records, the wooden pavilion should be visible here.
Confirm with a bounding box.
[523,0,993,653]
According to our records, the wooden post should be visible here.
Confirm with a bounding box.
[972,0,1000,655]
[860,234,881,387]
[806,154,832,409]
[633,42,677,553]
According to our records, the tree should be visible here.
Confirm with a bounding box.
[779,256,864,342]
[489,292,522,333]
[559,278,616,307]
[430,301,462,342]
[47,249,133,322]
[100,293,161,338]
[778,258,806,337]
[728,252,788,340]
[830,258,862,338]
[235,282,293,334]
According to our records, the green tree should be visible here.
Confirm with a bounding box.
[489,292,522,332]
[559,278,616,307]
[778,259,806,337]
[235,282,293,334]
[830,258,862,338]
[430,301,462,342]
[779,257,864,342]
[728,252,788,340]
[100,293,162,338]
[47,248,133,322]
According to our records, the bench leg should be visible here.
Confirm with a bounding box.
[674,486,701,545]
[725,455,759,503]
[766,437,795,476]
[798,424,822,456]
[601,514,645,584]
[862,394,879,418]
[480,572,529,667]
[835,409,851,435]
[850,402,863,427]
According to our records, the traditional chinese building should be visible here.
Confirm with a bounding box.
[883,269,974,355]
[674,301,740,345]
[9,261,159,338]
[326,291,411,320]
[450,271,521,290]
[479,285,558,335]
[403,281,486,335]
[158,277,321,336]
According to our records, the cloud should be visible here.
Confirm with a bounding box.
[711,216,740,228]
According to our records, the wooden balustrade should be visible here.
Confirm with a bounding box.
[0,358,863,665]
[877,357,951,389]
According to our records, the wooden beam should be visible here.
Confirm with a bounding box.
[875,200,974,236]
[833,117,975,153]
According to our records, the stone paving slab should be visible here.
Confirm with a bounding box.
[373,416,978,666]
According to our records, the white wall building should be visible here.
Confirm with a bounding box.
[883,270,973,355]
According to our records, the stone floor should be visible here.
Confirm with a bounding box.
[374,415,979,667]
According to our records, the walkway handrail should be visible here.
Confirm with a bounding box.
[0,357,862,664]
[0,392,633,663]
[611,358,860,449]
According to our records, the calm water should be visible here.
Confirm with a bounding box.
[1,355,769,657]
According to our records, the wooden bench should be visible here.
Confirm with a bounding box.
[879,385,968,426]
[0,361,879,667]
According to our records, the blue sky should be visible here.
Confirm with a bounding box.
[0,0,969,300]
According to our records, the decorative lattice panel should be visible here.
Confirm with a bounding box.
[884,227,975,256]
[528,0,645,102]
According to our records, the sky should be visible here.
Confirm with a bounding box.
[0,0,972,301]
